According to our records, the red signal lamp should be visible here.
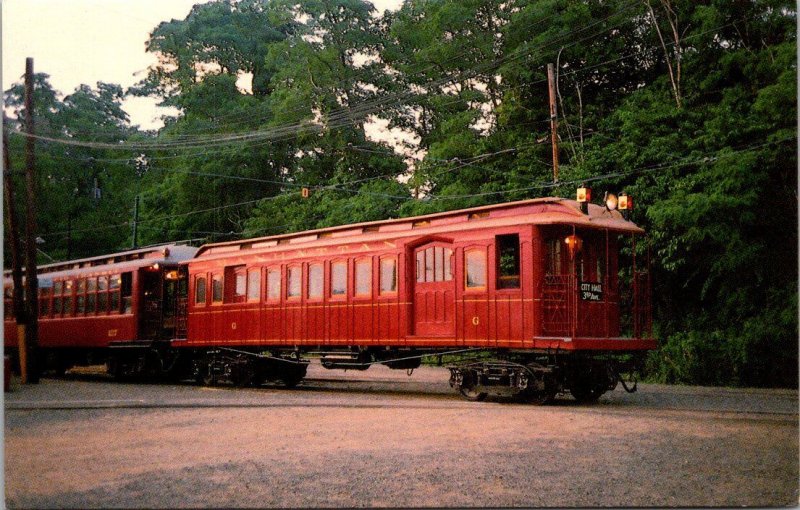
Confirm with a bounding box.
[618,193,632,211]
[576,185,591,203]
[576,185,591,214]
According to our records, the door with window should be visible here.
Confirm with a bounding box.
[412,243,455,337]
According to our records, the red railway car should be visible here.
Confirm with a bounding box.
[177,197,655,402]
[3,244,198,375]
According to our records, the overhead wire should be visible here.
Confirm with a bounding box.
[6,0,643,152]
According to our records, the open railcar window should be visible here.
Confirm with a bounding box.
[496,234,521,289]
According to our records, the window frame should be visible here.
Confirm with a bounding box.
[246,268,261,302]
[354,257,372,298]
[496,234,521,291]
[329,260,348,299]
[464,247,488,291]
[307,262,324,301]
[286,265,302,300]
[379,256,398,296]
[211,274,224,304]
[266,266,282,303]
[195,275,208,306]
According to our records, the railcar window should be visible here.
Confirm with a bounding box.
[287,266,301,298]
[496,234,521,289]
[331,261,347,297]
[110,289,120,312]
[39,287,50,317]
[380,257,397,295]
[121,273,133,313]
[97,276,109,313]
[546,239,562,275]
[465,249,487,289]
[416,246,453,283]
[425,247,434,282]
[235,273,246,297]
[247,269,261,302]
[308,263,323,299]
[212,275,223,303]
[74,280,84,315]
[355,259,372,297]
[87,278,96,292]
[75,280,85,315]
[63,281,74,315]
[195,277,207,305]
[267,268,281,301]
[444,248,453,281]
[110,274,121,313]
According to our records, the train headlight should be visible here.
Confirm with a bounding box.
[604,192,618,211]
[565,234,583,258]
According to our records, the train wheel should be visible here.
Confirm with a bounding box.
[569,383,604,403]
[521,362,557,405]
[459,386,488,402]
[281,364,307,388]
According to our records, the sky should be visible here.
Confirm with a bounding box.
[2,0,402,130]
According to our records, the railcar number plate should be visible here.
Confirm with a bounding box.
[579,282,603,301]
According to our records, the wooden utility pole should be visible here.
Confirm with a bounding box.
[22,57,40,383]
[3,115,29,381]
[547,63,559,183]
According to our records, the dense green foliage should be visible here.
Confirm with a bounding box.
[4,0,796,387]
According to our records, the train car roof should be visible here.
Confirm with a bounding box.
[193,197,643,260]
[3,243,198,284]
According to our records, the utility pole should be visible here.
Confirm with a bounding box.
[3,114,29,381]
[547,63,559,183]
[131,195,139,248]
[23,57,40,383]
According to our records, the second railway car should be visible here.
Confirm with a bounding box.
[177,197,655,402]
[3,244,197,375]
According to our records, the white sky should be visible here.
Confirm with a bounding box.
[2,0,403,130]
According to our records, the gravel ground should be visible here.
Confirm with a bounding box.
[4,364,798,508]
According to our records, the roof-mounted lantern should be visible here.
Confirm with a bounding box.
[576,185,591,214]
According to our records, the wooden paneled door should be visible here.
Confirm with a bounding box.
[412,243,455,337]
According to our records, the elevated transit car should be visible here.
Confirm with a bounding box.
[178,197,655,402]
[3,244,198,375]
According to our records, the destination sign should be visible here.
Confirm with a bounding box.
[579,282,603,301]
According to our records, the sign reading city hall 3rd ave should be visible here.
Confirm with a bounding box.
[580,282,603,301]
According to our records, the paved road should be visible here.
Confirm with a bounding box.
[4,365,798,508]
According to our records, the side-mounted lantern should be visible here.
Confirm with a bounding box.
[301,187,310,198]
[618,192,633,219]
[576,185,591,214]
[564,234,583,259]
